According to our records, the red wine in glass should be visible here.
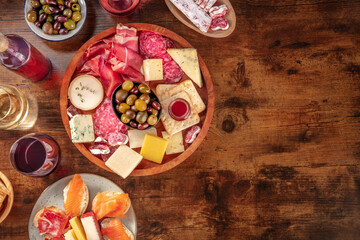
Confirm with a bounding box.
[9,133,60,177]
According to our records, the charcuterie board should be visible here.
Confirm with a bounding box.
[164,0,236,38]
[60,23,214,176]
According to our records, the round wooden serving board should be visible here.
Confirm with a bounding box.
[164,0,236,38]
[60,23,214,176]
[0,171,14,224]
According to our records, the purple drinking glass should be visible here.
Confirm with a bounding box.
[9,133,60,177]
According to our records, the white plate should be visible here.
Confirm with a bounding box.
[28,173,137,239]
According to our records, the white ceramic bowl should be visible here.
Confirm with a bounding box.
[24,0,87,41]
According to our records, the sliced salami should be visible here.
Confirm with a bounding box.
[139,32,167,58]
[67,104,82,118]
[210,16,229,31]
[107,132,129,146]
[185,125,201,143]
[101,146,117,161]
[163,60,184,83]
[89,144,110,155]
[92,99,128,141]
[156,52,173,64]
[164,37,176,49]
[209,5,229,19]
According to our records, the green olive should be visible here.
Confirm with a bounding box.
[121,114,131,124]
[42,5,52,14]
[64,19,76,30]
[71,3,80,11]
[139,94,150,104]
[138,83,151,94]
[71,11,81,22]
[152,109,159,117]
[46,15,54,23]
[57,0,65,4]
[130,105,138,112]
[40,0,47,5]
[26,10,37,23]
[118,103,130,113]
[70,0,78,3]
[115,89,128,102]
[126,94,137,106]
[63,8,72,18]
[136,111,148,124]
[122,80,134,91]
[147,114,158,125]
[53,30,59,35]
[135,99,147,112]
[31,0,41,8]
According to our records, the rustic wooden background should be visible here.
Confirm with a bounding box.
[1,0,360,239]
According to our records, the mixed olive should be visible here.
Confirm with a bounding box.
[114,81,161,130]
[26,0,82,35]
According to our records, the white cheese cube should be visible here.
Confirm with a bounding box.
[162,131,185,155]
[105,145,143,178]
[143,59,163,81]
[128,128,157,148]
[69,115,95,143]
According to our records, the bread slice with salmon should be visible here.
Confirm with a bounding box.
[101,217,134,240]
[92,191,131,220]
[63,174,89,217]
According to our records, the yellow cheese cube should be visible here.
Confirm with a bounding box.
[64,229,78,240]
[140,134,169,163]
[69,217,86,240]
[143,59,163,81]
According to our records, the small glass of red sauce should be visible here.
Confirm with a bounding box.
[168,98,191,121]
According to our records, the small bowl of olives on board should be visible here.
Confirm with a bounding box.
[24,0,87,41]
[111,81,162,130]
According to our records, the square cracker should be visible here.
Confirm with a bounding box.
[156,80,206,113]
[161,91,200,135]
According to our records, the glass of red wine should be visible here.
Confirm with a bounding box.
[9,133,60,177]
[98,0,140,16]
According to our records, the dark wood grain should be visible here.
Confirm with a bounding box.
[1,0,360,239]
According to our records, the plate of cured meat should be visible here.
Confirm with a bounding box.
[164,0,236,38]
[60,23,214,177]
[29,173,136,240]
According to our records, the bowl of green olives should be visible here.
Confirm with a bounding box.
[111,81,162,130]
[24,0,87,41]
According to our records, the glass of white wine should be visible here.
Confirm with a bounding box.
[0,85,37,130]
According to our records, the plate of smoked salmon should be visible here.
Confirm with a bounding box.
[28,174,136,240]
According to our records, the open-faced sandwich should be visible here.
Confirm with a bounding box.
[101,217,134,240]
[63,174,89,217]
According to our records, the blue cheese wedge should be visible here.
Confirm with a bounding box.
[167,48,203,88]
[69,114,95,143]
[161,131,185,155]
[105,145,143,178]
[68,75,104,111]
[143,59,163,81]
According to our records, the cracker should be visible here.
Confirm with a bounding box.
[160,91,200,135]
[158,80,205,113]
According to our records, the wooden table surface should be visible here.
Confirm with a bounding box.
[1,0,360,239]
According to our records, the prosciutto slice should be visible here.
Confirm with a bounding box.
[115,23,139,52]
[109,57,145,83]
[99,56,124,97]
[111,44,144,72]
[79,55,101,77]
[37,207,70,238]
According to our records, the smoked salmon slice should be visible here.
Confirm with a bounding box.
[63,174,88,217]
[101,218,132,240]
[92,192,130,220]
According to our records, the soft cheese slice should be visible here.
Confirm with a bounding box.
[162,131,185,155]
[69,114,95,143]
[167,48,203,88]
[64,229,78,240]
[69,217,86,240]
[128,128,157,148]
[143,59,163,81]
[68,75,104,111]
[140,134,168,164]
[161,91,200,135]
[105,145,143,178]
